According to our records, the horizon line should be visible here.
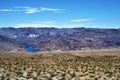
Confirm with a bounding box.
[0,26,119,29]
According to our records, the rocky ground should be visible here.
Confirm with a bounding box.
[0,50,120,80]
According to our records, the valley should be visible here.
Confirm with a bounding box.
[0,0,120,80]
[0,27,120,52]
[0,27,120,80]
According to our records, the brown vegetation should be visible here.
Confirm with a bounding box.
[0,49,120,80]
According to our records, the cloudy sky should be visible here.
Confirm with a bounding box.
[0,0,120,28]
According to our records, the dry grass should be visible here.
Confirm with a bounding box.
[0,49,120,80]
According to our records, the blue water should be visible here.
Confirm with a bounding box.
[26,45,40,52]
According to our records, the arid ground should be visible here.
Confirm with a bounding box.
[0,49,120,80]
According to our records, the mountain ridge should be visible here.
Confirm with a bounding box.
[0,27,120,52]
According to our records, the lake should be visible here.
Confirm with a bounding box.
[26,45,40,52]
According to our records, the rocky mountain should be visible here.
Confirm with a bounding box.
[0,27,120,52]
[0,35,25,52]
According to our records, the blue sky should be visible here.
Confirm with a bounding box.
[0,0,120,28]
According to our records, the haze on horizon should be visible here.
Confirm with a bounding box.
[0,0,120,29]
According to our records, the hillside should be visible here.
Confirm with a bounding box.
[0,35,25,52]
[0,27,120,52]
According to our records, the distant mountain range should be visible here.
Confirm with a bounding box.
[0,27,120,52]
[0,35,25,52]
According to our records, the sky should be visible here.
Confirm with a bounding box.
[0,0,120,28]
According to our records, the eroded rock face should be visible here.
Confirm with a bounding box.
[0,35,25,52]
[0,27,120,51]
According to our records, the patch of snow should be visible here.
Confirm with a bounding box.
[28,34,39,38]
[13,35,17,38]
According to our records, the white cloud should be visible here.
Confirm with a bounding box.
[25,8,39,14]
[13,23,59,28]
[62,24,81,28]
[40,7,64,13]
[0,6,64,14]
[15,7,40,14]
[70,18,93,22]
[13,23,86,28]
[12,23,119,29]
[0,9,13,11]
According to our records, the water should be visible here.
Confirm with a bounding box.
[26,45,40,52]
